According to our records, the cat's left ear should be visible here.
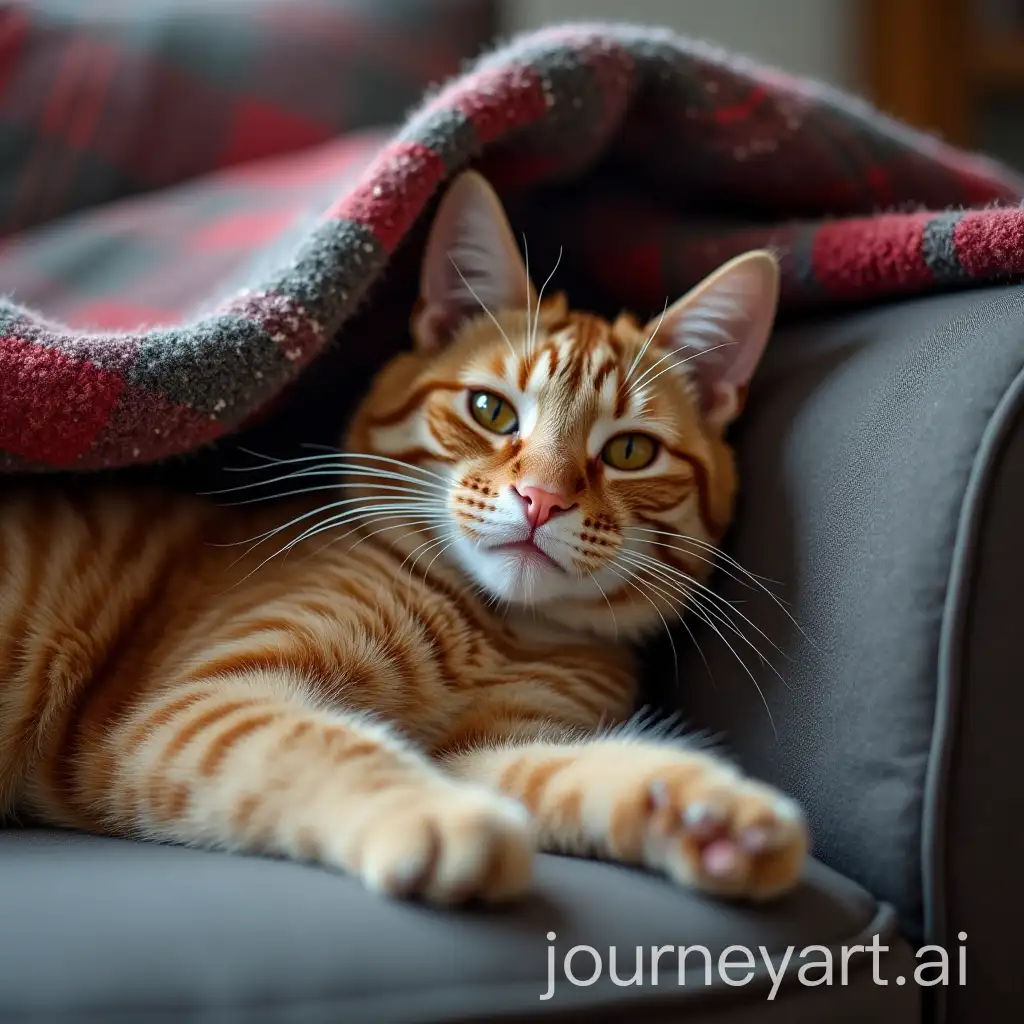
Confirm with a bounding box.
[412,170,537,352]
[645,251,780,430]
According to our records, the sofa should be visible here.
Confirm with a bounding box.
[2,2,1022,1023]
[8,279,1024,1022]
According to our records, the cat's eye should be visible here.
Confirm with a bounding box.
[601,433,659,471]
[468,390,519,435]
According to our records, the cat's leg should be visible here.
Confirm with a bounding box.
[440,719,807,901]
[46,671,534,904]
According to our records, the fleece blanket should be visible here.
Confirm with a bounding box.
[3,22,1024,474]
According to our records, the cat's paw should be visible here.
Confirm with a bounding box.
[617,760,808,900]
[355,784,535,905]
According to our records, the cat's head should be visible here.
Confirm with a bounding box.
[347,171,779,639]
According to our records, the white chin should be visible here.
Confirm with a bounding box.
[450,534,585,605]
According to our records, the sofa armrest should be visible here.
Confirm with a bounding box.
[645,283,1024,1024]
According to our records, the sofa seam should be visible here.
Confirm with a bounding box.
[925,348,1024,1024]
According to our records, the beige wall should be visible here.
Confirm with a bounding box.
[503,0,859,91]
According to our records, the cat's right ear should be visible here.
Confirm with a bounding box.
[411,171,537,352]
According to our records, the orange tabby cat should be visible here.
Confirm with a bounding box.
[0,171,806,904]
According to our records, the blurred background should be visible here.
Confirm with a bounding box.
[2,0,1021,292]
[503,0,1024,171]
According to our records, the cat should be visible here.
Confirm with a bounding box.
[0,170,806,905]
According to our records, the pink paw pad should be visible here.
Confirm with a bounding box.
[701,837,743,880]
[652,785,779,882]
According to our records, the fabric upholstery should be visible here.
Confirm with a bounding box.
[0,829,917,1023]
[3,22,1024,473]
[654,282,1024,1024]
[937,317,1024,1024]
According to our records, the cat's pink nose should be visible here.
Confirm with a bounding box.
[513,485,576,529]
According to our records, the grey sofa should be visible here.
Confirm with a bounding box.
[5,281,1021,1022]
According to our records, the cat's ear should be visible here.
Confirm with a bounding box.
[645,250,780,429]
[411,170,537,352]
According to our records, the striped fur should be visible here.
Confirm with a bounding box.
[0,182,808,905]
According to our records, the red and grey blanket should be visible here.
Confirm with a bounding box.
[2,12,1023,473]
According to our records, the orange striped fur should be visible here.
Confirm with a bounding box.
[0,173,807,904]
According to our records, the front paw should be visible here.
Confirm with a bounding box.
[354,784,535,905]
[613,758,808,900]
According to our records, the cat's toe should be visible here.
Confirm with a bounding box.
[649,774,808,900]
[358,786,535,905]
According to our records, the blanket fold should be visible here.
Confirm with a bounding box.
[2,23,1024,474]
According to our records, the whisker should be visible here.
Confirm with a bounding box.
[623,530,775,599]
[621,297,669,388]
[684,589,776,671]
[227,447,353,471]
[215,509,449,592]
[620,551,789,695]
[203,466,341,495]
[650,589,780,682]
[448,255,517,360]
[685,602,778,737]
[211,481,448,508]
[624,527,808,640]
[296,446,455,487]
[208,502,345,551]
[622,549,787,662]
[587,572,619,642]
[532,246,563,353]
[248,505,445,573]
[206,462,449,498]
[621,547,768,641]
[616,557,777,736]
[333,467,449,492]
[223,448,453,494]
[603,561,679,681]
[628,343,732,397]
[623,345,693,397]
[688,598,774,737]
[402,533,448,573]
[598,561,715,687]
[400,533,452,598]
[678,613,714,686]
[606,558,716,688]
[625,526,782,586]
[217,497,442,562]
[305,516,447,562]
[522,232,534,359]
[418,537,457,583]
[231,446,286,464]
[216,496,441,552]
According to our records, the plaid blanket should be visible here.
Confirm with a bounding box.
[0,0,497,235]
[3,21,1024,473]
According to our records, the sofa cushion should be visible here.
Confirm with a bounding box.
[0,829,916,1023]
[654,283,1024,1024]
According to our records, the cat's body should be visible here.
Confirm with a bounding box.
[1,481,631,833]
[0,172,807,904]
